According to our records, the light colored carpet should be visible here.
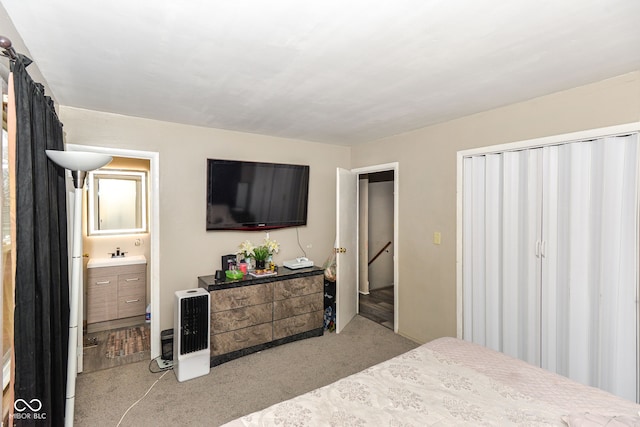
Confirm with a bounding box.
[74,315,419,426]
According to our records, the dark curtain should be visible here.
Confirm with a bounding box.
[12,54,69,426]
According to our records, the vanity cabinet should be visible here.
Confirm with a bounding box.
[87,262,147,323]
[199,267,324,366]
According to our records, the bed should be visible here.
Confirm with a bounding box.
[222,337,640,426]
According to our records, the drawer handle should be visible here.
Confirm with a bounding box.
[233,334,250,343]
[125,278,140,282]
[236,316,250,322]
[291,285,306,292]
[125,299,140,303]
[96,280,111,285]
[234,296,250,301]
[294,322,306,328]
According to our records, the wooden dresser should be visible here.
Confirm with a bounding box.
[199,267,324,366]
[86,259,147,324]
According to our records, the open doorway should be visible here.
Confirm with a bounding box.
[66,144,160,374]
[81,155,151,373]
[335,162,398,334]
[358,170,394,330]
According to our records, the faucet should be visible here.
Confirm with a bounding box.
[110,247,127,258]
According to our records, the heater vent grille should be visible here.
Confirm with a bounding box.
[179,294,209,355]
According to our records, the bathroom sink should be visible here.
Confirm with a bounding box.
[87,255,147,268]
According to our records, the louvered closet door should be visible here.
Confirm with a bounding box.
[462,133,639,402]
[462,148,542,366]
[541,135,638,401]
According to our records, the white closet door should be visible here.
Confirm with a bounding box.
[462,155,504,349]
[502,149,542,364]
[542,135,638,401]
[462,150,542,364]
[462,132,639,402]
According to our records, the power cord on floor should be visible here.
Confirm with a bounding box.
[148,356,173,374]
[116,368,170,427]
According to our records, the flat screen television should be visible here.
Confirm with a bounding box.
[206,159,310,231]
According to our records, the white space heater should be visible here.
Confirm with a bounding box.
[174,288,211,382]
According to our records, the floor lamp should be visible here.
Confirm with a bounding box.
[45,150,112,427]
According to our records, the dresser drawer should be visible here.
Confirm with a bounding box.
[211,283,273,312]
[274,292,323,320]
[273,311,323,340]
[211,303,273,334]
[273,276,323,300]
[211,323,273,355]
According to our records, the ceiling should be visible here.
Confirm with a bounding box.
[2,1,640,146]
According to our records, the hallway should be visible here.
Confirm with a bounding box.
[359,286,393,330]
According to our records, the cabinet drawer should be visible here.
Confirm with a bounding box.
[87,274,118,288]
[118,272,146,286]
[211,283,273,312]
[273,276,323,300]
[274,292,323,320]
[211,303,272,334]
[118,274,146,297]
[211,323,272,355]
[273,311,323,340]
[118,291,146,318]
[88,263,145,277]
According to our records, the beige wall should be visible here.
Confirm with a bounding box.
[60,106,351,330]
[352,71,640,343]
[60,71,640,341]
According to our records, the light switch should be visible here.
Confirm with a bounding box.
[433,232,441,245]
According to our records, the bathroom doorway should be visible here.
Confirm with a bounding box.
[82,156,151,372]
[66,144,160,374]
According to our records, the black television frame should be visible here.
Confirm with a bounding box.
[206,159,310,231]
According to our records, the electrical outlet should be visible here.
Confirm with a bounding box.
[433,232,441,245]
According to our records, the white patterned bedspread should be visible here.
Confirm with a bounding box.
[222,337,640,426]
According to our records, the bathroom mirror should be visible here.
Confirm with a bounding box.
[87,170,148,235]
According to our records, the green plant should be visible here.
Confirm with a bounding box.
[253,245,270,261]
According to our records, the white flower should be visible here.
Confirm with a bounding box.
[237,240,255,257]
[264,238,280,254]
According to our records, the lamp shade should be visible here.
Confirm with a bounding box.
[46,150,112,171]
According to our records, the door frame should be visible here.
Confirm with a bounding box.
[66,144,161,361]
[352,162,399,333]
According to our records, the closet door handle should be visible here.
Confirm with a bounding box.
[535,240,541,258]
[541,240,547,258]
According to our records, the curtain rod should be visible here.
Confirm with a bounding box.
[0,35,18,60]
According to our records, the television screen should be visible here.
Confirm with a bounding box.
[206,159,309,231]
